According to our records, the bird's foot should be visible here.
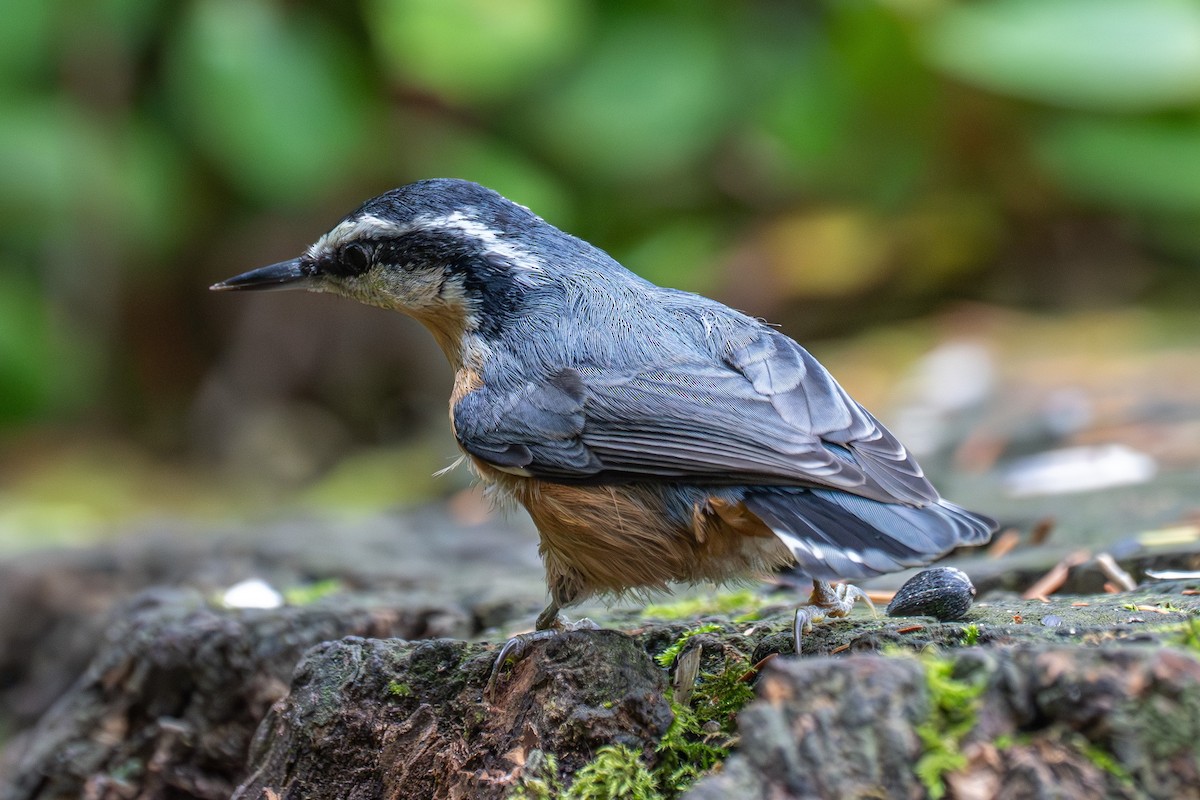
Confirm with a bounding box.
[793,580,876,653]
[486,615,599,697]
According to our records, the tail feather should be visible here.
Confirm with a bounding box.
[743,488,996,581]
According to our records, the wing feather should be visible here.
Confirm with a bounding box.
[454,327,936,504]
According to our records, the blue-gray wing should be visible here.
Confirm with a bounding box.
[453,328,937,505]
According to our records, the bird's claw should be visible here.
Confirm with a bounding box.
[486,616,599,697]
[488,629,558,691]
[793,580,876,653]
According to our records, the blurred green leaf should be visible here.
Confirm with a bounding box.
[831,1,934,113]
[527,15,733,182]
[439,151,573,229]
[757,42,856,186]
[366,0,589,104]
[91,0,165,52]
[0,0,55,89]
[0,268,87,425]
[618,219,725,294]
[0,101,80,238]
[165,0,373,203]
[923,0,1200,111]
[1036,116,1200,213]
[754,5,936,207]
[387,111,574,228]
[0,100,188,257]
[1138,216,1200,261]
[110,118,191,260]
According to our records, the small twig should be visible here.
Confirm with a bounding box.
[1030,517,1056,545]
[1022,549,1090,600]
[987,528,1021,558]
[737,652,778,682]
[1095,553,1136,592]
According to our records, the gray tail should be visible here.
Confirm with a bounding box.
[743,488,996,581]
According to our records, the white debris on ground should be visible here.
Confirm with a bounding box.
[222,577,284,609]
[1003,444,1158,497]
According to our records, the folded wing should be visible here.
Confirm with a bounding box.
[454,327,937,506]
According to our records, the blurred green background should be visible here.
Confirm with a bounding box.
[3,0,1200,544]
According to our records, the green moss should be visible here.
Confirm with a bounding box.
[654,624,721,668]
[653,703,729,794]
[283,578,343,605]
[109,757,144,782]
[687,653,756,726]
[509,750,564,800]
[914,655,987,800]
[509,637,757,800]
[385,680,412,698]
[508,747,660,800]
[642,590,766,622]
[566,746,661,799]
[1123,600,1182,614]
[993,732,1031,751]
[1172,616,1200,654]
[654,647,755,797]
[1126,674,1200,761]
[960,624,980,646]
[1069,733,1133,785]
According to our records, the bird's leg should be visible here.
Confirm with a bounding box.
[534,598,565,632]
[793,579,876,653]
[488,603,562,691]
[487,582,598,696]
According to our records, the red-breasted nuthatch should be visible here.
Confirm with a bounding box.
[213,179,996,647]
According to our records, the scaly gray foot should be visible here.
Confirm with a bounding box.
[793,579,876,653]
[487,615,599,697]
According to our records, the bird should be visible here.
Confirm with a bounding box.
[211,178,996,653]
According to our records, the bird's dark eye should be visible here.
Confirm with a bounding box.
[340,242,372,275]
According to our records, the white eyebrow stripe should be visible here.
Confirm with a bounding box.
[309,214,416,258]
[431,211,544,274]
[307,210,545,285]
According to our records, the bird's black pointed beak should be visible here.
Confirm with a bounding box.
[209,258,314,292]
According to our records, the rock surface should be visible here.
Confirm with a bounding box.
[0,513,544,737]
[4,513,1200,799]
[2,588,471,800]
[3,572,1199,799]
[234,631,672,799]
[689,646,1200,800]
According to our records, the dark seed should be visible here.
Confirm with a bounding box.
[886,567,976,621]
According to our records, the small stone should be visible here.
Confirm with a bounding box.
[1041,615,1062,627]
[886,567,976,621]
